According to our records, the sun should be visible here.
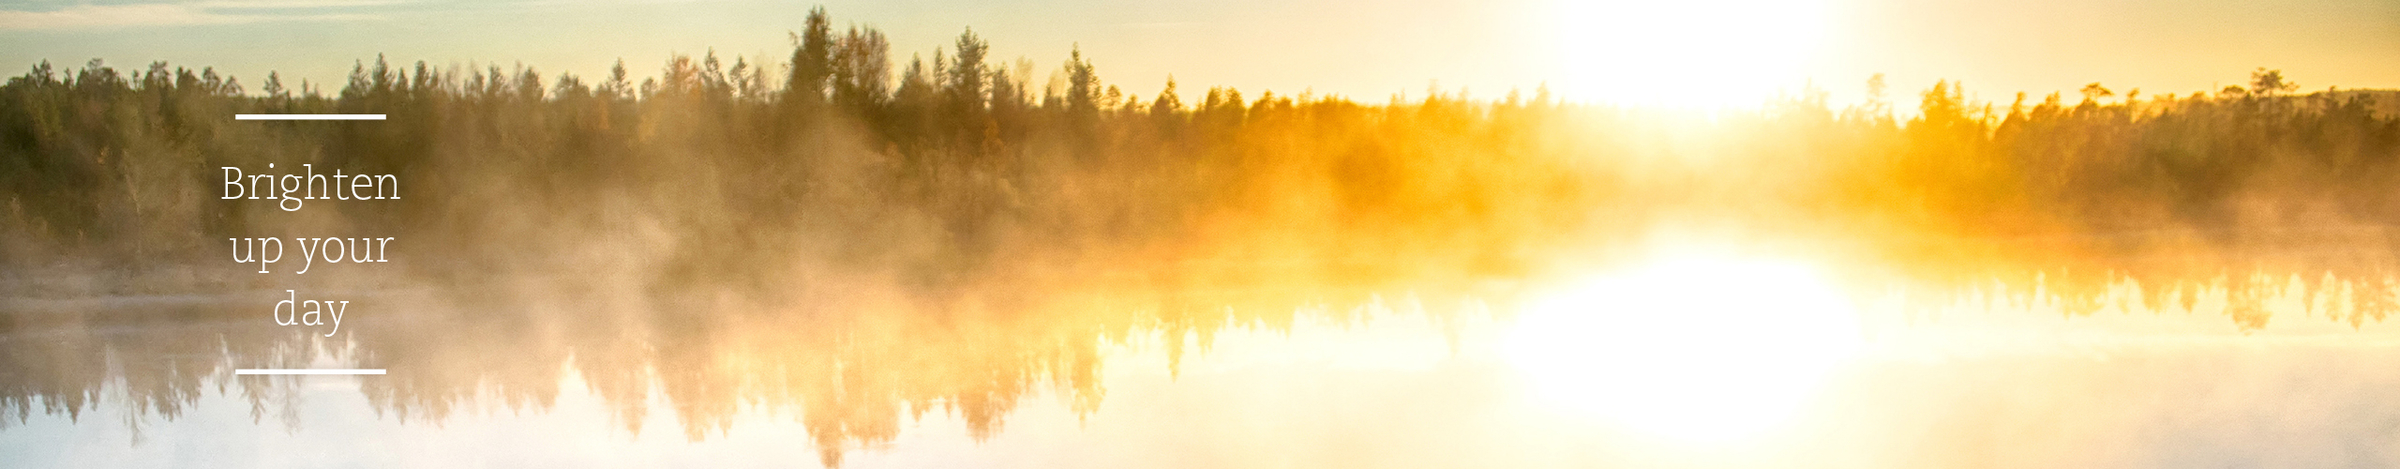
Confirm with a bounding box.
[1503,253,1862,442]
[1547,0,1829,109]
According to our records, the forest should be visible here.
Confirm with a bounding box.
[1,8,2395,301]
[4,7,2400,465]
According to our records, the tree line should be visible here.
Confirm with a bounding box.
[4,6,2400,463]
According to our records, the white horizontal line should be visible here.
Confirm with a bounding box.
[235,369,386,375]
[235,114,386,120]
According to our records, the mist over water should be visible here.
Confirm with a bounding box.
[5,8,2400,468]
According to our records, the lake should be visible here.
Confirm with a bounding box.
[9,234,2400,468]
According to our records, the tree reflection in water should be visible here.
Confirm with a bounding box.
[8,231,2400,465]
[0,260,1511,466]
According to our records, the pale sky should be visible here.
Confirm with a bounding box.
[2,0,2395,108]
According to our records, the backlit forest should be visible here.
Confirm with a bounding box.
[4,8,2400,465]
[4,9,2396,300]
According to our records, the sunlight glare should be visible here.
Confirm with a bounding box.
[1504,253,1862,442]
[1549,0,1827,109]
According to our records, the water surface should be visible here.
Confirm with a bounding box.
[8,238,2400,468]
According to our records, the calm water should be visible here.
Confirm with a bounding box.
[8,241,2400,468]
